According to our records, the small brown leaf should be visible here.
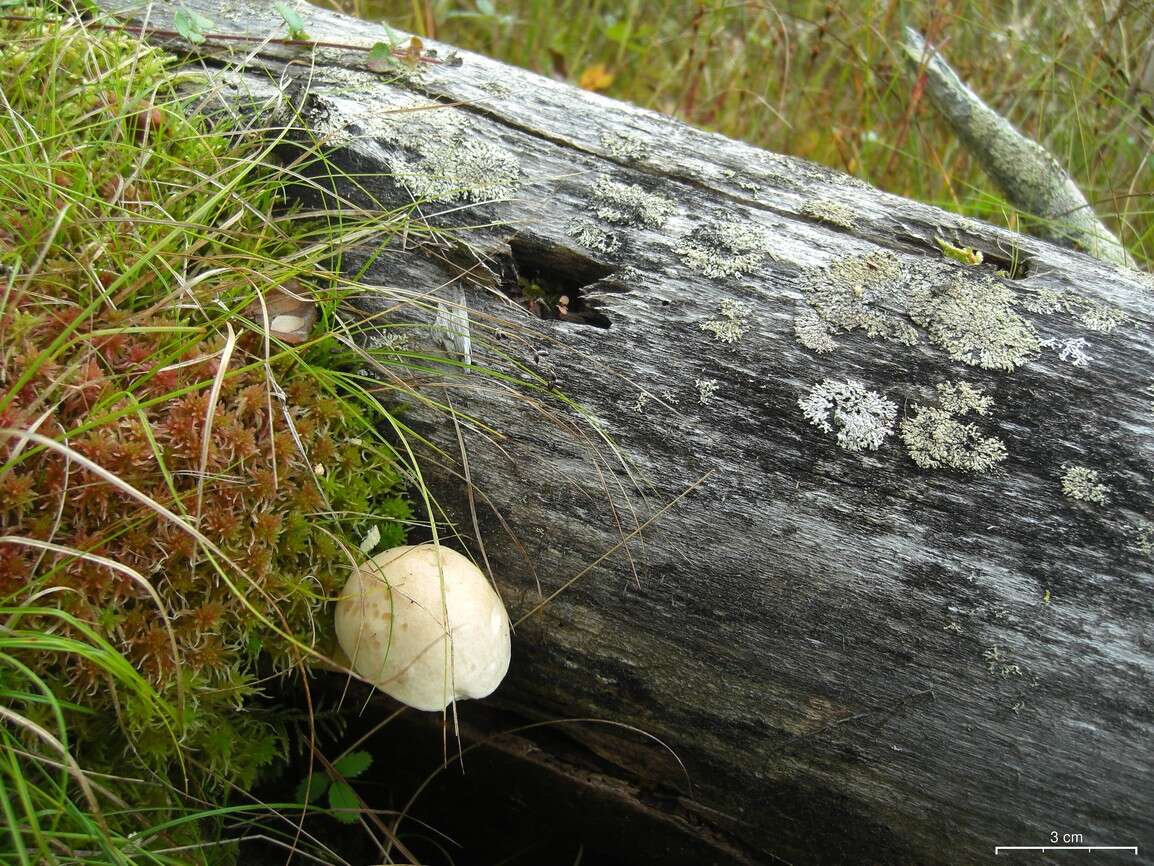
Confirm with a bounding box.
[245,281,317,345]
[404,35,424,67]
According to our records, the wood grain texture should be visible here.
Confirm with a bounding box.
[96,1,1154,861]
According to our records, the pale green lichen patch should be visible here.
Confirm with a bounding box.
[984,645,1022,678]
[590,176,674,228]
[1022,287,1126,334]
[935,381,994,415]
[798,251,1041,371]
[616,264,643,283]
[1023,286,1064,314]
[675,219,775,278]
[1060,464,1109,505]
[1125,268,1154,292]
[695,377,719,404]
[311,94,519,202]
[700,299,751,343]
[900,381,1007,473]
[801,198,858,230]
[796,251,918,351]
[793,308,838,354]
[479,80,513,97]
[798,379,897,452]
[566,218,620,254]
[1131,521,1154,556]
[600,130,650,161]
[1073,300,1127,334]
[907,268,1040,371]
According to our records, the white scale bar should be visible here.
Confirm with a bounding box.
[995,847,1139,854]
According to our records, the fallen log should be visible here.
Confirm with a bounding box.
[93,1,1154,862]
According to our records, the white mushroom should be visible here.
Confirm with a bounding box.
[334,544,511,712]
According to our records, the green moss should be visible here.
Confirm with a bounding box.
[0,8,414,849]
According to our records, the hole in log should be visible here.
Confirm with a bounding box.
[958,237,1031,278]
[508,234,616,328]
[895,233,1032,278]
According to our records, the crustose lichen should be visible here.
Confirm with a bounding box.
[600,130,650,161]
[798,379,898,452]
[800,197,858,230]
[900,381,1007,473]
[316,94,521,203]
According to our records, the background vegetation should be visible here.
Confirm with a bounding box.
[335,0,1154,267]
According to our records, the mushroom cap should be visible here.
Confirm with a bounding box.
[334,544,511,712]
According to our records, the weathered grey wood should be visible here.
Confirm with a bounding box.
[96,1,1154,862]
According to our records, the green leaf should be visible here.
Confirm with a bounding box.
[274,2,309,41]
[475,0,495,15]
[173,8,214,45]
[293,773,331,804]
[332,750,373,779]
[328,781,361,823]
[366,42,396,73]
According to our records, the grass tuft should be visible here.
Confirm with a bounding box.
[0,5,466,860]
